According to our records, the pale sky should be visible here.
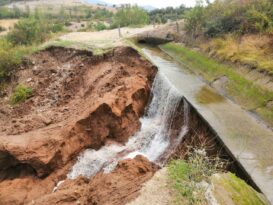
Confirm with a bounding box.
[103,0,197,8]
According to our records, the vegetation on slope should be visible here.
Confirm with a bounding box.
[185,0,273,38]
[0,12,65,89]
[10,84,33,104]
[181,0,273,73]
[112,6,149,28]
[161,43,273,125]
[149,5,189,24]
[168,148,225,205]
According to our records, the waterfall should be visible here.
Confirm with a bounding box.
[68,72,190,179]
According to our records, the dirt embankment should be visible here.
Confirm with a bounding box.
[0,46,157,204]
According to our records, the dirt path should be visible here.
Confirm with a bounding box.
[56,25,163,49]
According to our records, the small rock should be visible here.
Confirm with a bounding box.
[26,78,32,83]
[42,118,52,126]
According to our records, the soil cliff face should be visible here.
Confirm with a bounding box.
[30,155,159,205]
[0,46,157,204]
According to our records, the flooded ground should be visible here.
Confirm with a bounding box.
[140,44,273,204]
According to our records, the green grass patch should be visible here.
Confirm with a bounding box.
[212,173,268,205]
[161,43,273,125]
[168,149,225,205]
[0,38,37,82]
[11,84,33,104]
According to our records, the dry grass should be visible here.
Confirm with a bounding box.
[201,34,273,74]
[0,19,18,35]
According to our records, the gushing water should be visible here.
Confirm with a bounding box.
[68,72,190,179]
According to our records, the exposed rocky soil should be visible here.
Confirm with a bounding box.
[0,46,157,204]
[30,155,159,205]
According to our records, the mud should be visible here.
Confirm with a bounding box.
[30,155,159,205]
[0,46,157,204]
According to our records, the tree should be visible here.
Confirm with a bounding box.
[113,5,149,27]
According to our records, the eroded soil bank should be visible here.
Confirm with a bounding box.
[0,46,158,204]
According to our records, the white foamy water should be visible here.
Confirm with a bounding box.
[68,72,190,179]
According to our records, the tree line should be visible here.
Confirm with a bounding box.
[184,0,273,38]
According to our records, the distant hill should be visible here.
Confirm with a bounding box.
[85,0,156,11]
[2,0,116,12]
[142,5,156,11]
[85,0,108,5]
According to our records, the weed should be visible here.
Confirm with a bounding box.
[168,148,226,205]
[11,84,33,104]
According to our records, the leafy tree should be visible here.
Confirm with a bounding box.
[113,6,149,27]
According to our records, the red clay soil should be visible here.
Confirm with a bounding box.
[29,155,159,205]
[0,46,157,204]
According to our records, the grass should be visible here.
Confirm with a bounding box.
[211,173,268,205]
[11,84,33,104]
[161,43,273,126]
[0,38,37,82]
[201,34,273,74]
[168,148,267,205]
[168,149,225,205]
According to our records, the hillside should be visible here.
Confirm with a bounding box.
[2,0,116,11]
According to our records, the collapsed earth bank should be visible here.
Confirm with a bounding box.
[0,46,157,204]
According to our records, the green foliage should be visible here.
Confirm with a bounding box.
[113,6,149,27]
[149,5,189,24]
[0,38,35,82]
[94,22,107,31]
[168,149,225,205]
[184,2,205,38]
[212,173,268,205]
[7,16,64,45]
[185,0,273,37]
[7,17,46,45]
[0,6,30,19]
[11,84,33,104]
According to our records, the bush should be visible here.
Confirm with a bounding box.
[95,22,107,31]
[7,17,47,45]
[11,84,33,104]
[7,17,65,45]
[51,23,64,33]
[0,38,35,83]
[113,6,149,27]
[0,39,20,81]
[185,0,273,37]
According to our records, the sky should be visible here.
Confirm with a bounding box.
[102,0,197,8]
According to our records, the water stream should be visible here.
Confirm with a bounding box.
[68,72,189,179]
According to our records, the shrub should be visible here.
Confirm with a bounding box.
[0,38,35,83]
[7,17,47,45]
[11,84,33,104]
[95,22,107,31]
[168,148,226,204]
[51,23,64,33]
[113,6,149,27]
[0,39,20,81]
[185,0,273,37]
[7,17,64,45]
